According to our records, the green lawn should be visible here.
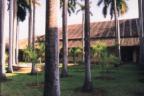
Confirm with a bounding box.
[1,63,144,96]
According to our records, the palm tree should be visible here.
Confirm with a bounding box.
[138,0,144,65]
[60,0,69,77]
[26,0,40,74]
[76,1,93,63]
[44,0,60,96]
[15,20,19,65]
[28,0,39,47]
[60,0,77,77]
[82,0,93,92]
[76,2,85,64]
[97,0,128,62]
[28,0,33,47]
[7,0,14,73]
[30,0,37,75]
[7,0,30,73]
[114,0,121,62]
[12,0,17,66]
[0,0,6,80]
[15,0,30,65]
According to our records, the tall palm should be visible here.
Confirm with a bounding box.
[44,0,60,96]
[7,0,29,73]
[0,0,6,80]
[27,0,39,47]
[15,19,19,65]
[77,2,85,64]
[12,0,17,66]
[15,0,30,65]
[76,1,93,63]
[7,0,14,73]
[60,0,69,77]
[28,0,33,47]
[98,0,128,62]
[82,0,93,92]
[114,0,121,62]
[30,0,37,75]
[24,0,39,74]
[138,0,144,65]
[60,0,77,77]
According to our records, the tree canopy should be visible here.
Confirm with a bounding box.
[97,0,128,18]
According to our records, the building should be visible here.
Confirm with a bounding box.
[37,18,140,63]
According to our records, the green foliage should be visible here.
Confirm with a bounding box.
[108,54,120,65]
[60,0,77,15]
[76,1,93,16]
[23,43,45,63]
[69,47,82,57]
[69,47,82,64]
[97,0,128,18]
[17,0,30,21]
[23,46,37,63]
[7,0,30,21]
[91,42,107,59]
[91,42,120,72]
[36,43,45,62]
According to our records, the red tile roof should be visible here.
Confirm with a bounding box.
[37,18,140,48]
[59,18,140,39]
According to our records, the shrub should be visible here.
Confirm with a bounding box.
[69,47,82,65]
[91,42,120,72]
[36,42,45,62]
[91,42,107,63]
[23,46,38,63]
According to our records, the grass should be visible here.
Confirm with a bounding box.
[1,63,144,96]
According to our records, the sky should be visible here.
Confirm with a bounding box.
[4,0,139,39]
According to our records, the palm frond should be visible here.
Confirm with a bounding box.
[60,0,77,15]
[97,0,128,19]
[97,0,103,6]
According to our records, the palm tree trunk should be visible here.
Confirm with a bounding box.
[30,1,37,75]
[44,0,60,96]
[7,0,14,73]
[32,1,35,48]
[82,11,85,63]
[15,19,19,65]
[0,0,6,80]
[28,0,33,47]
[82,0,93,92]
[61,0,68,77]
[114,0,121,63]
[138,0,144,65]
[12,0,17,65]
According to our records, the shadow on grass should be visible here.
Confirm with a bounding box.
[132,90,144,96]
[73,87,105,96]
[95,75,115,80]
[0,78,12,83]
[27,82,44,88]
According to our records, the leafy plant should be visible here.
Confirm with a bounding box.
[91,42,107,63]
[69,47,82,65]
[91,42,120,73]
[109,54,120,64]
[36,42,45,62]
[23,46,37,63]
